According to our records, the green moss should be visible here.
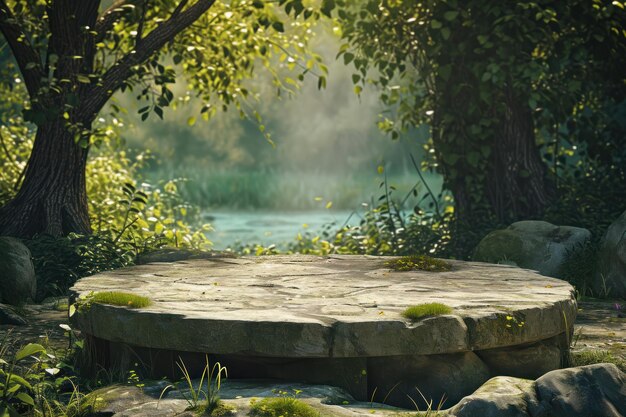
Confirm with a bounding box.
[402,303,453,320]
[571,349,626,372]
[55,302,69,311]
[91,291,152,308]
[196,402,236,416]
[250,397,320,417]
[386,255,452,272]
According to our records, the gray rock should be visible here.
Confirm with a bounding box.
[70,255,576,409]
[477,340,562,380]
[0,236,36,305]
[368,352,490,410]
[448,376,536,417]
[473,220,591,278]
[0,303,27,325]
[89,380,415,417]
[595,210,626,299]
[70,255,576,359]
[534,363,626,417]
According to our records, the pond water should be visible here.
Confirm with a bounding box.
[204,210,359,250]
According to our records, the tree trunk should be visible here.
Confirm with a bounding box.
[449,90,555,227]
[486,88,555,223]
[432,82,555,257]
[0,119,90,237]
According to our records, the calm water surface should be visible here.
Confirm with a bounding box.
[204,210,360,250]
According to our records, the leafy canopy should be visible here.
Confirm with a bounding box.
[0,0,330,146]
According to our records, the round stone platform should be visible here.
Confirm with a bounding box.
[70,255,577,408]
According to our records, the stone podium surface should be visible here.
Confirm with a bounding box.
[71,255,576,408]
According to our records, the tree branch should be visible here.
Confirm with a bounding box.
[0,0,44,99]
[80,0,216,121]
[171,0,190,18]
[94,0,142,43]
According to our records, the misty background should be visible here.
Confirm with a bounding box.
[118,31,442,248]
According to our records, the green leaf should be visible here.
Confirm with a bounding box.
[444,11,459,21]
[7,374,32,391]
[187,117,196,126]
[15,343,46,361]
[431,20,442,29]
[321,0,335,17]
[15,392,34,407]
[317,75,326,90]
[272,21,284,32]
[441,27,451,40]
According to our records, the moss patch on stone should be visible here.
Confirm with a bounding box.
[196,402,236,416]
[250,397,320,417]
[386,255,452,272]
[402,303,453,320]
[91,291,152,308]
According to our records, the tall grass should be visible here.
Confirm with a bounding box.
[142,168,443,211]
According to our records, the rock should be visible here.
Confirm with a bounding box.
[0,236,36,305]
[88,380,414,417]
[472,220,591,278]
[448,376,536,417]
[0,303,27,325]
[477,339,563,380]
[534,363,626,417]
[595,210,626,299]
[368,352,490,410]
[70,255,576,409]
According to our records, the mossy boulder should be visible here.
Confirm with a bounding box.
[595,210,626,298]
[448,376,536,417]
[0,236,36,305]
[472,221,591,278]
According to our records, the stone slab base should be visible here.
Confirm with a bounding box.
[81,333,569,409]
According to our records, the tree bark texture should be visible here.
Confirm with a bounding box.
[487,88,555,223]
[0,120,90,237]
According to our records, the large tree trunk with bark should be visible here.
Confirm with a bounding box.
[0,120,90,237]
[486,88,554,222]
[433,81,555,257]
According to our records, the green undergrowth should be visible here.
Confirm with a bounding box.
[250,397,320,417]
[571,349,626,372]
[386,255,452,272]
[91,292,152,308]
[402,303,453,320]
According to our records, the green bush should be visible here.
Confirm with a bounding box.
[25,234,133,300]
